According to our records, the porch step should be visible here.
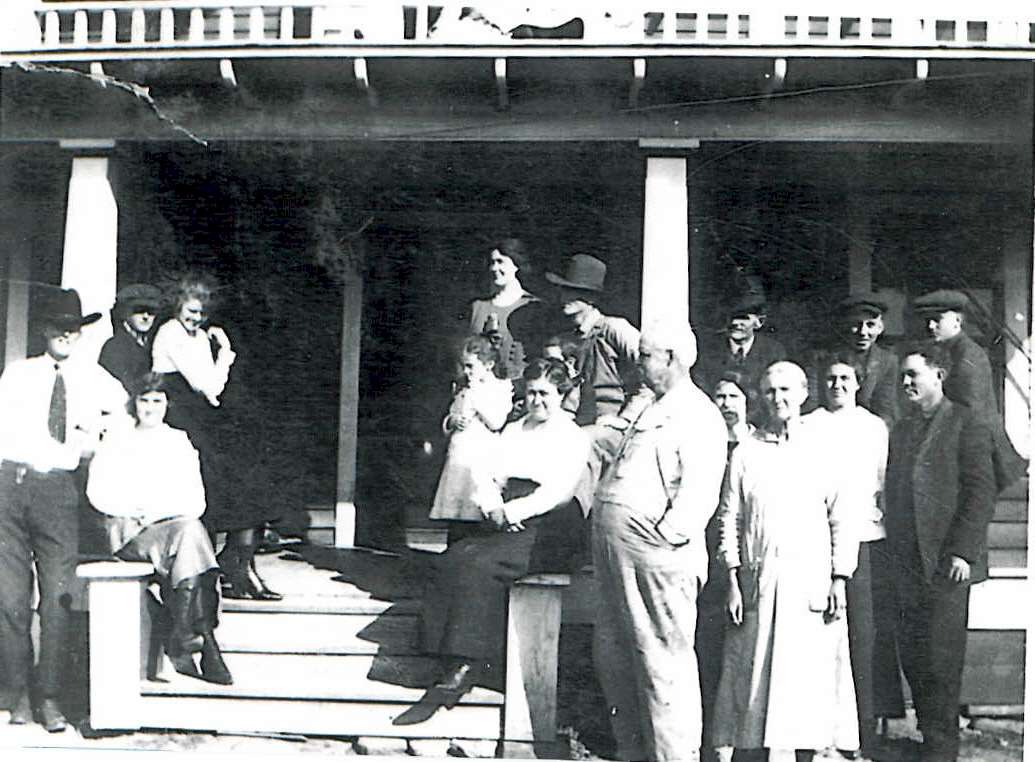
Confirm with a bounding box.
[406,527,447,554]
[136,694,502,740]
[217,609,419,655]
[988,548,1026,577]
[994,496,1027,522]
[144,652,502,706]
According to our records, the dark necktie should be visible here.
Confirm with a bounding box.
[49,364,66,443]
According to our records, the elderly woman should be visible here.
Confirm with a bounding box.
[151,276,281,601]
[468,238,542,381]
[713,361,859,762]
[87,373,231,685]
[409,358,588,713]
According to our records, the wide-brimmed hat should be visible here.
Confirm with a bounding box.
[545,254,606,292]
[115,283,162,311]
[35,287,102,330]
[914,289,969,315]
[838,291,888,320]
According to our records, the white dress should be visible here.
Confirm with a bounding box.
[429,375,513,521]
[713,422,860,753]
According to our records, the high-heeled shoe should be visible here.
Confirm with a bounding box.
[246,558,283,601]
[433,661,479,709]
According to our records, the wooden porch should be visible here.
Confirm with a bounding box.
[66,473,1027,757]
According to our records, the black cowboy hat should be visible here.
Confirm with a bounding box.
[35,286,102,329]
[545,254,606,292]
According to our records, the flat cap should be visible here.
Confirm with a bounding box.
[838,292,888,320]
[914,289,969,315]
[115,283,162,309]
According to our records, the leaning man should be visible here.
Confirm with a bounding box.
[885,343,995,761]
[592,321,728,762]
[0,287,129,731]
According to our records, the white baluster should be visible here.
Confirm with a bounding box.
[664,8,677,42]
[189,8,205,43]
[219,7,234,42]
[311,6,325,40]
[160,8,174,44]
[45,11,60,46]
[280,6,294,41]
[130,8,145,44]
[414,3,429,40]
[74,10,88,46]
[250,7,264,42]
[101,9,116,45]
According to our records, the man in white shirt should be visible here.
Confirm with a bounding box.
[0,287,129,732]
[803,353,890,758]
[592,321,728,762]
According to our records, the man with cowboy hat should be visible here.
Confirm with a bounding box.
[694,291,787,427]
[913,289,1027,493]
[0,286,130,732]
[99,283,163,388]
[543,253,644,428]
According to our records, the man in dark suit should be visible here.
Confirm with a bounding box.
[693,293,787,426]
[885,343,996,761]
[809,293,900,429]
[914,289,1027,492]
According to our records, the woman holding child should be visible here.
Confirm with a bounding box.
[412,358,588,710]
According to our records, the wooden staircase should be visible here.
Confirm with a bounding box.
[960,477,1028,710]
[78,548,555,754]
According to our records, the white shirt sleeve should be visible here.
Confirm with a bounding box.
[152,321,235,403]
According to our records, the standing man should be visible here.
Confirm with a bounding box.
[809,293,900,429]
[0,287,130,731]
[804,354,891,759]
[694,293,787,426]
[885,344,996,761]
[592,321,728,762]
[914,289,1027,492]
[98,283,162,387]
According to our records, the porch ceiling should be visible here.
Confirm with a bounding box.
[2,56,1031,143]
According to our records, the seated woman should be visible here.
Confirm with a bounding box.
[86,373,232,685]
[415,358,588,708]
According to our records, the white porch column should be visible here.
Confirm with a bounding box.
[60,150,118,363]
[335,243,363,548]
[640,153,691,328]
[1002,231,1031,457]
[4,245,31,367]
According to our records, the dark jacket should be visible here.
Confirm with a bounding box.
[693,331,788,426]
[98,325,152,389]
[885,399,996,584]
[941,332,1027,491]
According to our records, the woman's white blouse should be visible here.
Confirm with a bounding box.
[151,319,235,402]
[87,423,206,524]
[478,413,590,524]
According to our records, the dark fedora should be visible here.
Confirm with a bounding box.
[115,283,162,311]
[729,293,767,318]
[35,287,102,330]
[545,254,606,292]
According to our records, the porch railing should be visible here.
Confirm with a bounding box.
[4,2,1035,60]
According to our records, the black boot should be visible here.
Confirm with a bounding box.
[166,578,204,679]
[196,571,233,685]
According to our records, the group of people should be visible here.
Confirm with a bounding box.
[410,241,1026,762]
[0,275,284,732]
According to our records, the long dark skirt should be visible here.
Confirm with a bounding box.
[419,500,588,672]
[161,372,281,532]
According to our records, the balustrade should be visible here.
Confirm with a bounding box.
[4,3,1035,58]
